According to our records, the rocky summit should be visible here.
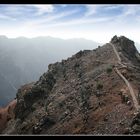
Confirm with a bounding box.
[1,35,140,135]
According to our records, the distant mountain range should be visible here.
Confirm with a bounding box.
[0,35,100,106]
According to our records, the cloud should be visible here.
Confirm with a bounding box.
[38,16,112,29]
[84,4,120,17]
[60,4,67,7]
[23,9,80,28]
[104,6,119,10]
[0,5,55,19]
[85,5,100,17]
[0,13,16,20]
[107,5,140,26]
[33,5,54,15]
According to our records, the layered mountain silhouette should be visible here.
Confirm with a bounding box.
[1,35,140,135]
[0,36,99,106]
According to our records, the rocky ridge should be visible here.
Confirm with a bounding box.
[2,35,140,135]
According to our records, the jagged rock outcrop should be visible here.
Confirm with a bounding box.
[111,35,140,65]
[2,35,140,135]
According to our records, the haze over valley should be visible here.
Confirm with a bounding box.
[0,36,100,106]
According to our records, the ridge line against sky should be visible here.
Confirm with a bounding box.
[0,4,140,44]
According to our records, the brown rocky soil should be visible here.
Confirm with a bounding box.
[1,35,140,135]
[0,99,17,133]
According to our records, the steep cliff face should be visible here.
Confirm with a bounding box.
[2,36,140,135]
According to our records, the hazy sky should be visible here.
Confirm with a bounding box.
[0,4,140,43]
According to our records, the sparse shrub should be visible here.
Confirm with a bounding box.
[78,72,82,78]
[31,106,36,112]
[97,83,103,90]
[74,63,80,68]
[7,115,11,121]
[58,102,65,108]
[106,66,113,74]
[45,105,48,112]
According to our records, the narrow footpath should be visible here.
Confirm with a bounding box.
[109,43,139,111]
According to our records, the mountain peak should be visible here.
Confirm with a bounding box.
[110,35,134,45]
[110,35,140,64]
